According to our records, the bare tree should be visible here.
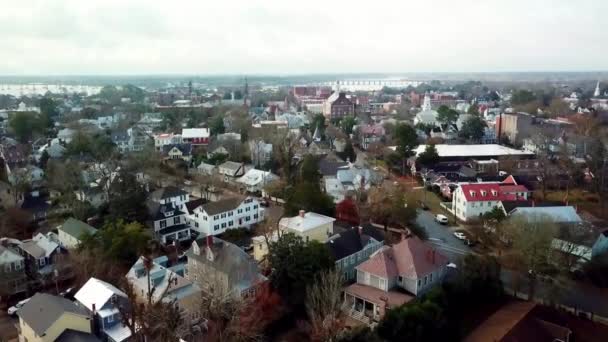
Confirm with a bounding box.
[305,269,345,341]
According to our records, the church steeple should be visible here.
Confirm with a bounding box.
[422,92,432,111]
[594,81,601,97]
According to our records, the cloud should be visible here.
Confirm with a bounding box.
[0,0,606,75]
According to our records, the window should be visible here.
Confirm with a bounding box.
[195,222,199,228]
[228,221,233,226]
[107,314,114,323]
[245,207,250,212]
[238,209,243,214]
[221,223,226,228]
[228,211,233,217]
[253,205,258,209]
[253,214,258,219]
[213,215,219,220]
[430,273,433,282]
[245,216,250,222]
[417,279,421,287]
[160,220,167,228]
[398,276,403,283]
[424,276,427,285]
[195,213,199,218]
[214,225,220,231]
[221,213,226,218]
[203,216,207,221]
[174,217,181,225]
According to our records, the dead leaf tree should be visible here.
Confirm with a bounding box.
[305,269,345,341]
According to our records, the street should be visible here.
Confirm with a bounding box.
[416,210,472,263]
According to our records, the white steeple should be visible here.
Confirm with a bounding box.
[422,93,432,111]
[594,81,601,97]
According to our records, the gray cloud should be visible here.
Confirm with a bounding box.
[0,0,606,75]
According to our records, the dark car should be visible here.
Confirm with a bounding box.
[418,201,429,210]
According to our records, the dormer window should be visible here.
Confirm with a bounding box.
[164,211,174,217]
[470,191,476,197]
[491,190,498,196]
[481,190,487,196]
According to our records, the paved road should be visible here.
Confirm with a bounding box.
[416,210,471,264]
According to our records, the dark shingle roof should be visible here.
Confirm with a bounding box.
[200,197,243,216]
[148,186,188,201]
[185,198,206,213]
[162,143,192,156]
[327,228,364,260]
[18,293,89,336]
[56,330,101,342]
[146,201,184,221]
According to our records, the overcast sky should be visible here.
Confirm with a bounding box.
[0,0,606,75]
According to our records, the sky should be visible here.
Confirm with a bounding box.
[0,0,606,75]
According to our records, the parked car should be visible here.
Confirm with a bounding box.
[7,298,31,316]
[259,199,269,207]
[464,239,477,247]
[435,214,448,225]
[60,287,75,298]
[453,232,466,240]
[419,201,429,210]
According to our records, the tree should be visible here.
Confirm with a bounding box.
[458,116,486,142]
[39,97,59,118]
[367,185,419,234]
[311,114,326,135]
[466,103,479,115]
[511,89,536,105]
[458,255,503,300]
[306,269,345,341]
[79,220,152,267]
[340,116,356,135]
[9,112,42,143]
[107,169,149,223]
[417,144,439,167]
[338,140,357,163]
[267,233,334,307]
[394,123,418,175]
[284,182,335,217]
[300,155,321,183]
[436,106,459,128]
[210,114,226,135]
[502,216,557,298]
[376,293,449,342]
[586,136,608,207]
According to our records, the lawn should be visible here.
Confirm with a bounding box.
[407,187,448,214]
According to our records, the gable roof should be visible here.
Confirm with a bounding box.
[75,277,127,313]
[357,237,448,279]
[20,240,46,259]
[60,218,97,240]
[280,211,336,233]
[200,197,244,216]
[148,186,188,201]
[510,206,582,223]
[18,293,90,336]
[162,143,192,156]
[187,237,267,293]
[459,183,525,202]
[0,245,23,264]
[185,198,206,214]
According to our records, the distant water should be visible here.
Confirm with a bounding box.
[0,84,102,96]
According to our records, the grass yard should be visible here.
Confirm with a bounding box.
[407,187,448,214]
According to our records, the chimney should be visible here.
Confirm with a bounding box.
[206,235,213,248]
[299,210,306,218]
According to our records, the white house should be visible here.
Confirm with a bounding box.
[57,218,98,249]
[237,169,278,193]
[182,128,209,145]
[188,196,264,236]
[218,161,245,181]
[279,211,335,243]
[451,182,529,222]
[154,133,182,151]
[146,187,192,244]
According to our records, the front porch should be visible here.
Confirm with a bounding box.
[343,283,414,325]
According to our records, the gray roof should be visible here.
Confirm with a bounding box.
[19,240,46,259]
[511,206,583,223]
[187,237,266,293]
[60,218,97,239]
[219,161,243,171]
[18,293,90,336]
[200,197,243,216]
[56,330,101,342]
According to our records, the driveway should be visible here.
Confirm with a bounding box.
[416,210,472,264]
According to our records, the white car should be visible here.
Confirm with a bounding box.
[7,298,30,316]
[453,232,467,240]
[435,214,448,225]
